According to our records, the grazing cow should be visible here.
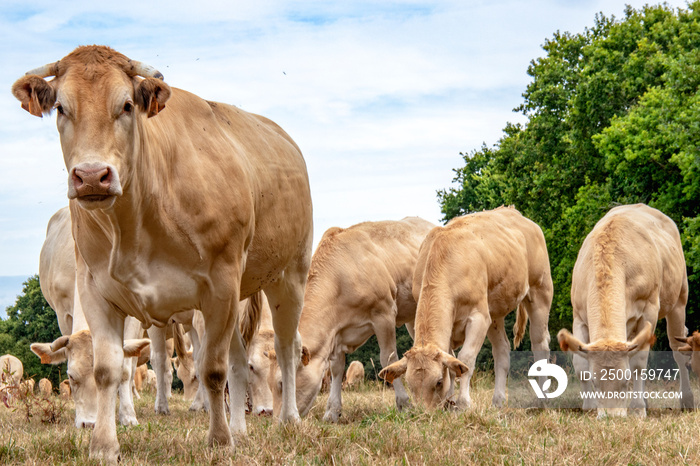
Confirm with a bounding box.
[172,323,199,400]
[558,204,694,416]
[267,218,434,422]
[145,370,157,391]
[13,45,312,462]
[245,293,275,415]
[31,207,150,428]
[60,379,72,399]
[675,331,700,379]
[39,378,53,397]
[0,354,23,403]
[343,361,365,390]
[380,207,552,410]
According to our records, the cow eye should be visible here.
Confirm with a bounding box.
[249,364,255,374]
[122,101,133,114]
[54,103,65,115]
[436,378,443,389]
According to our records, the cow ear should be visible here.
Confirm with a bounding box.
[31,343,68,365]
[439,351,468,378]
[557,329,589,356]
[11,75,56,117]
[123,338,151,358]
[135,77,171,118]
[378,357,408,384]
[300,346,310,366]
[678,344,693,352]
[627,322,655,354]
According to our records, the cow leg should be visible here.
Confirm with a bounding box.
[405,322,415,340]
[146,325,171,414]
[200,298,239,448]
[454,305,491,410]
[265,259,307,424]
[118,317,143,426]
[323,349,346,422]
[629,346,650,417]
[188,326,210,412]
[227,325,248,435]
[666,302,694,409]
[79,279,124,463]
[522,286,552,363]
[486,317,509,408]
[374,313,410,411]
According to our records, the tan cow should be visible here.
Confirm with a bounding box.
[558,204,694,417]
[39,378,53,397]
[380,207,552,410]
[245,293,275,416]
[60,379,72,399]
[32,207,150,428]
[133,364,148,394]
[343,361,365,390]
[267,218,434,422]
[13,45,312,462]
[172,323,198,400]
[0,354,23,403]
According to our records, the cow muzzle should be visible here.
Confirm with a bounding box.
[68,162,122,208]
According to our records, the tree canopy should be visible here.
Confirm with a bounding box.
[438,2,700,346]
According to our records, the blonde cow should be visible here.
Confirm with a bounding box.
[558,204,694,417]
[31,207,150,428]
[380,207,552,410]
[268,218,435,422]
[343,361,365,389]
[39,378,53,397]
[60,379,72,399]
[13,45,312,462]
[0,354,23,403]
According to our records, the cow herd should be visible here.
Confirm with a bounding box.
[5,45,699,462]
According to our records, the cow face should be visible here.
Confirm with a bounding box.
[558,322,655,417]
[379,344,467,410]
[265,346,312,418]
[31,330,149,428]
[11,46,171,211]
[172,355,199,400]
[247,329,275,415]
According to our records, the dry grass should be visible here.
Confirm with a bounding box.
[1,374,699,465]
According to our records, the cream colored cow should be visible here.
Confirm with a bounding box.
[558,204,694,417]
[32,206,150,428]
[39,378,53,397]
[268,217,435,422]
[13,45,312,462]
[60,379,72,399]
[343,361,365,390]
[380,207,552,410]
[0,354,23,403]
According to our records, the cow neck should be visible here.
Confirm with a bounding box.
[297,294,337,364]
[412,283,454,352]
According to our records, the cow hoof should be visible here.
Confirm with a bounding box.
[89,442,120,465]
[322,410,340,423]
[492,394,506,408]
[396,396,411,411]
[681,394,694,410]
[154,405,170,415]
[119,415,139,426]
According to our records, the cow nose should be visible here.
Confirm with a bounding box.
[72,164,113,197]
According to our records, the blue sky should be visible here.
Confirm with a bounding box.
[0,0,691,312]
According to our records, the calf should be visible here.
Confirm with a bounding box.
[380,207,552,410]
[558,204,694,416]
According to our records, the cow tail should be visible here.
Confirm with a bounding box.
[172,322,193,373]
[513,301,528,349]
[240,291,263,350]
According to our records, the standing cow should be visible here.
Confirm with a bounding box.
[267,217,435,421]
[12,45,312,462]
[0,354,23,403]
[558,204,694,417]
[380,206,552,410]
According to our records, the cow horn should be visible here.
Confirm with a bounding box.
[128,60,164,80]
[24,61,59,78]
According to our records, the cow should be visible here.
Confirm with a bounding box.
[39,378,53,397]
[0,354,23,403]
[245,292,275,415]
[557,204,694,417]
[12,45,312,462]
[343,361,365,390]
[267,217,435,422]
[675,331,700,379]
[21,378,36,395]
[172,322,199,400]
[60,379,72,399]
[133,364,148,395]
[379,206,552,410]
[145,369,157,391]
[31,206,150,428]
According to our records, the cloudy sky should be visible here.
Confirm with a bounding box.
[0,0,690,310]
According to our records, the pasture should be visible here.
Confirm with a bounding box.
[1,375,698,465]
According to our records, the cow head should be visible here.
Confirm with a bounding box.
[247,329,275,415]
[674,331,700,378]
[31,329,150,428]
[12,46,171,211]
[265,346,312,418]
[558,321,655,417]
[172,323,198,400]
[379,344,467,410]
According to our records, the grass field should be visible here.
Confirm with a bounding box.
[1,374,699,465]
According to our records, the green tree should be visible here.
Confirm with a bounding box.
[0,275,64,388]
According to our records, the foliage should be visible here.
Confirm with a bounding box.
[438,2,700,354]
[0,275,64,387]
